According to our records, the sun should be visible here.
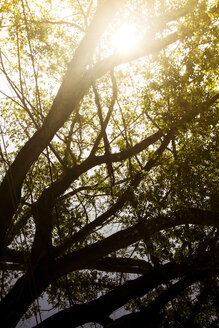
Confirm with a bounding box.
[112,23,138,54]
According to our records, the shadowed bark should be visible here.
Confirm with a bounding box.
[33,256,218,328]
[0,1,218,327]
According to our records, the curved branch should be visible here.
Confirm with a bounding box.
[105,275,201,328]
[55,131,173,256]
[55,209,219,276]
[1,209,217,327]
[0,0,200,250]
[0,0,126,253]
[86,257,152,274]
[33,255,217,328]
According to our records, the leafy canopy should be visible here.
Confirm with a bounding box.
[0,0,218,327]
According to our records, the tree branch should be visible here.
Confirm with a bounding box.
[86,257,152,274]
[0,0,127,253]
[55,131,173,256]
[33,255,217,328]
[55,209,219,276]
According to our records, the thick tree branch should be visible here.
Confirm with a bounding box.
[1,209,217,327]
[0,1,217,327]
[0,248,28,264]
[0,0,200,250]
[33,255,217,328]
[31,129,165,258]
[105,275,203,328]
[0,262,24,271]
[55,130,173,256]
[55,209,219,276]
[0,0,126,253]
[86,257,152,274]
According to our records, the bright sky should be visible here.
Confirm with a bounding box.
[112,23,138,54]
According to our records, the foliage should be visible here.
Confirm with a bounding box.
[0,0,218,327]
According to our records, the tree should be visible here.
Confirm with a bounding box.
[0,0,218,327]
